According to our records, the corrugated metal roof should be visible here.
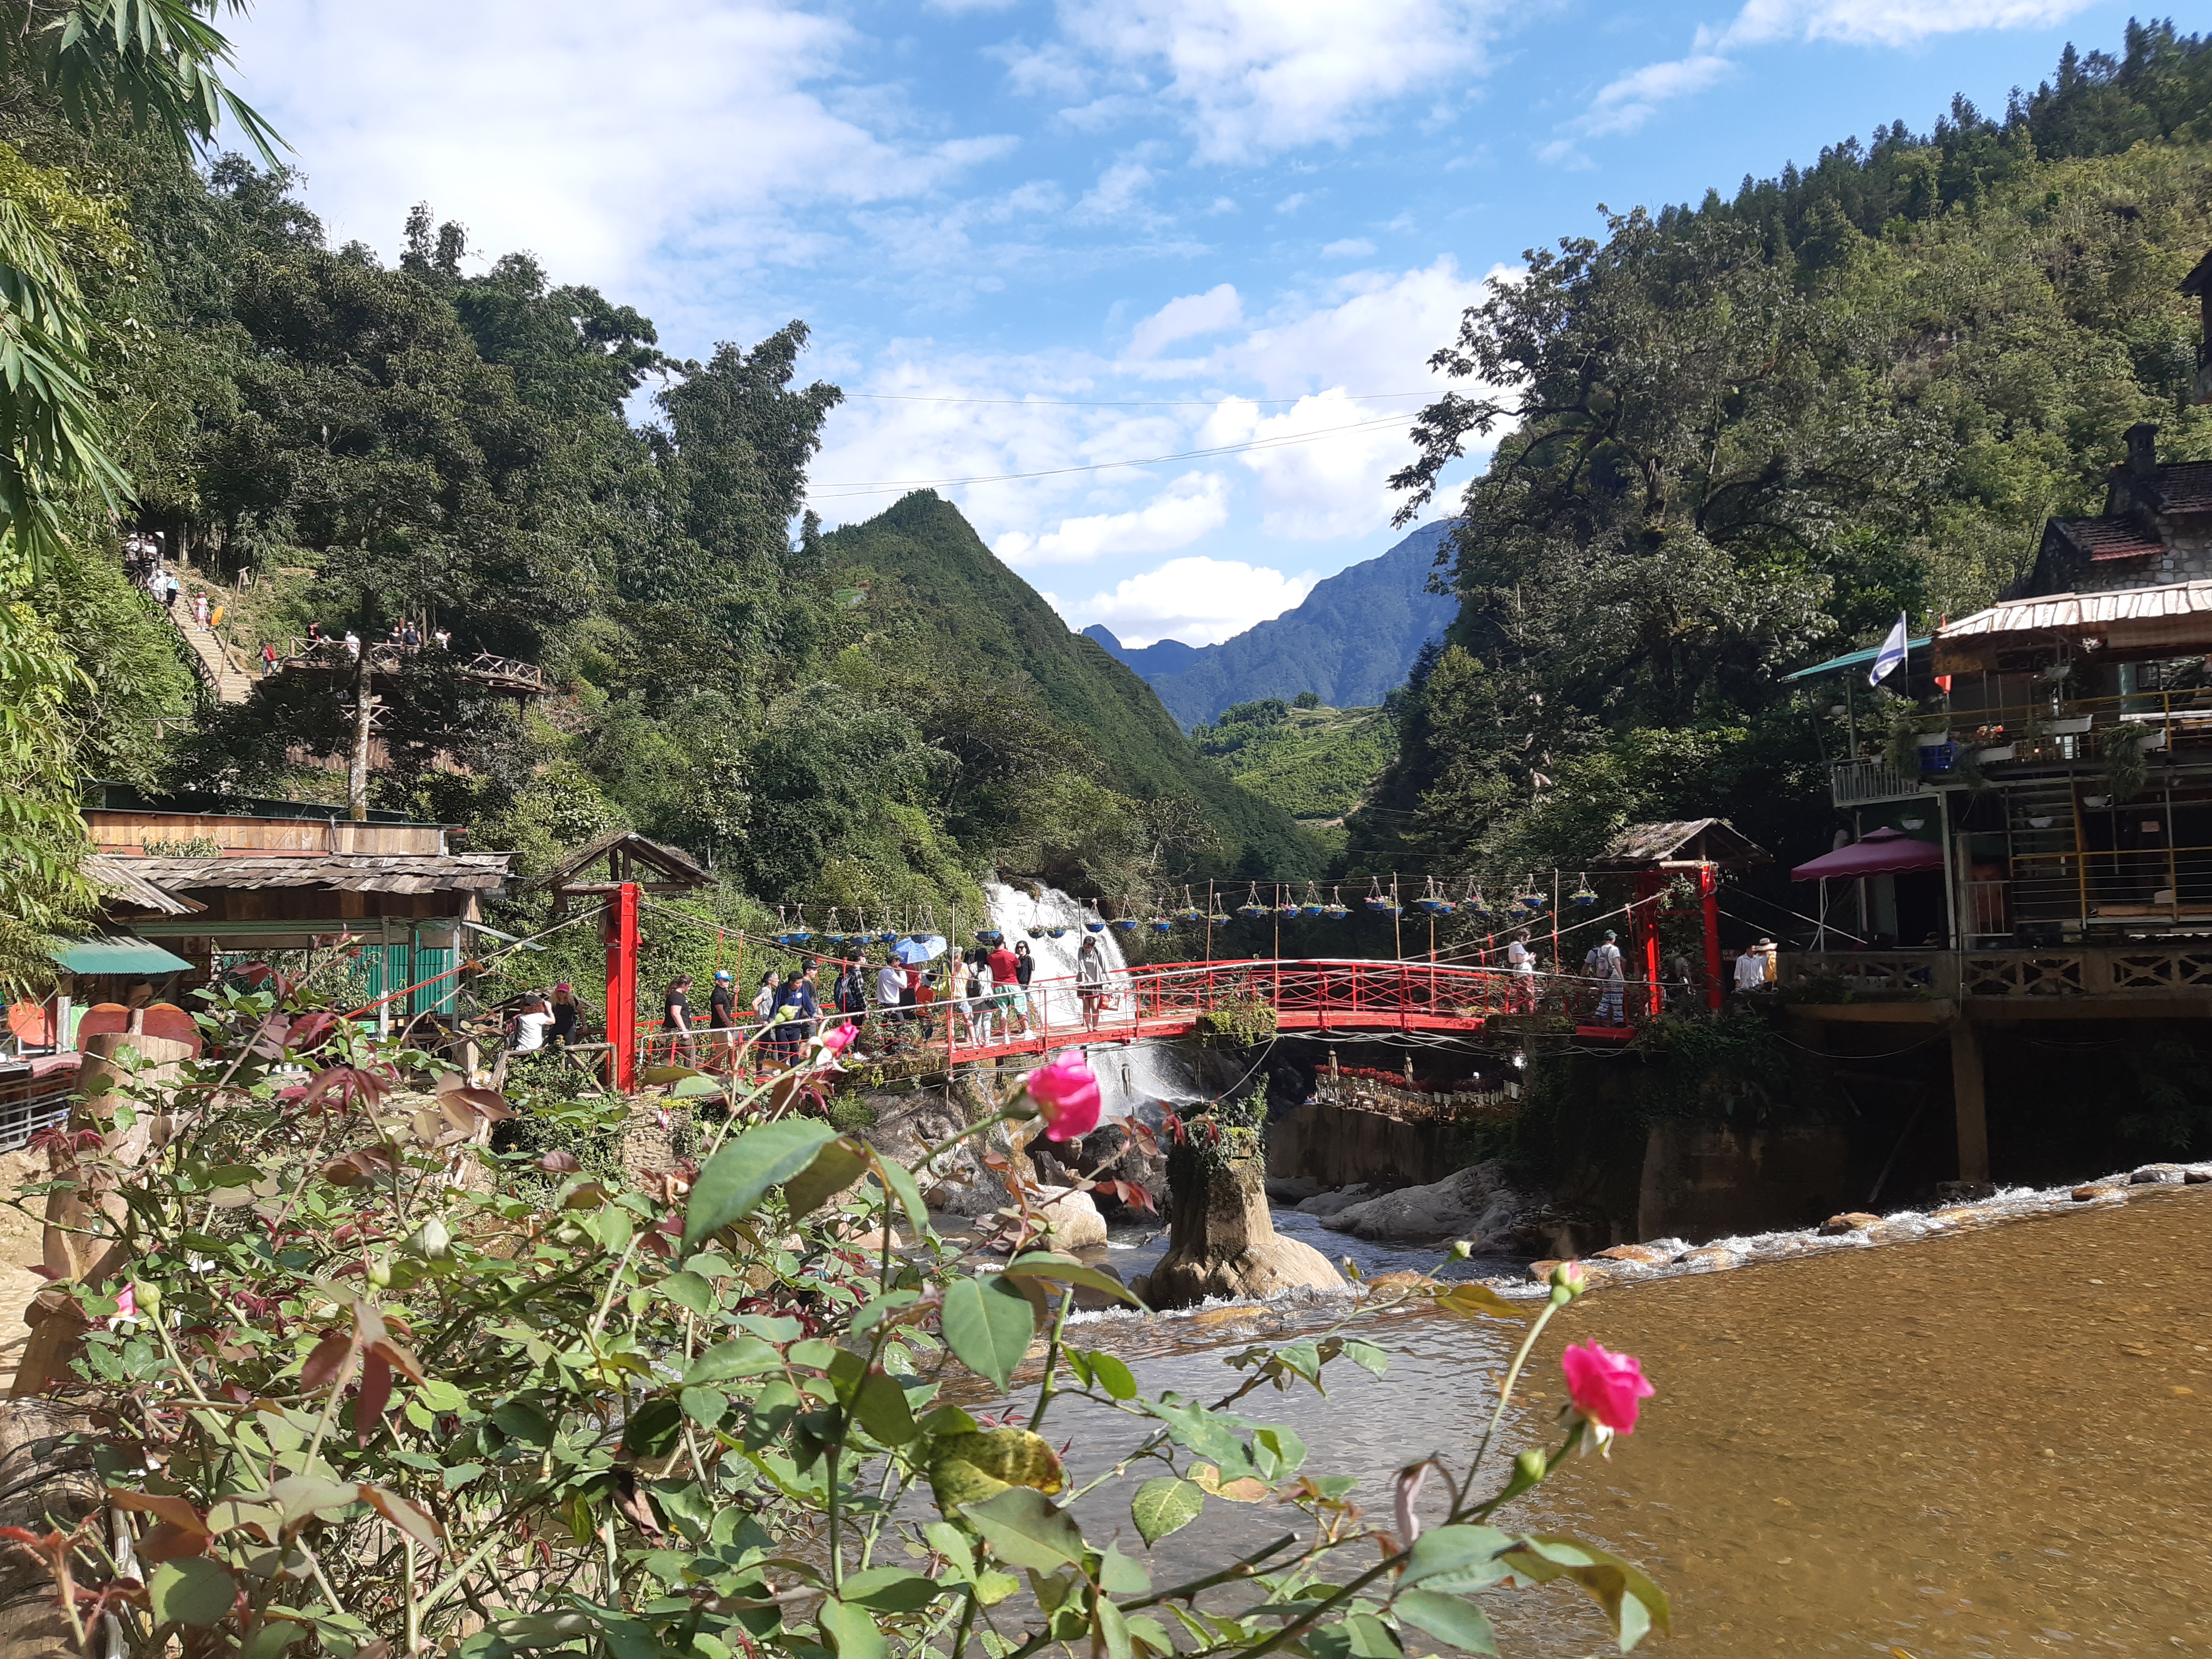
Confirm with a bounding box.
[1938,578,2212,640]
[107,853,514,895]
[48,936,194,975]
[85,854,203,916]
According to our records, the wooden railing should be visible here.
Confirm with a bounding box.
[1779,948,2212,999]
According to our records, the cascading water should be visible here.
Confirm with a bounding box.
[982,881,1213,1121]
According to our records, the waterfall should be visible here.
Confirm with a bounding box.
[982,881,1213,1121]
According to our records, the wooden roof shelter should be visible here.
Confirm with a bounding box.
[1590,818,1770,871]
[525,830,714,914]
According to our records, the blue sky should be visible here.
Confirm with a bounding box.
[226,0,2143,647]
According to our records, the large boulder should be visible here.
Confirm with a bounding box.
[1319,1162,1536,1246]
[1033,1185,1107,1249]
[1141,1147,1343,1308]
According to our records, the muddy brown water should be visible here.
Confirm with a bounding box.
[1031,1183,2212,1657]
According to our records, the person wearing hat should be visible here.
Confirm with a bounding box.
[1734,939,1774,995]
[549,983,578,1046]
[1591,929,1626,1026]
[707,969,737,1064]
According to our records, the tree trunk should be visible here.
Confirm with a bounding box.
[349,639,374,822]
[0,1401,100,1659]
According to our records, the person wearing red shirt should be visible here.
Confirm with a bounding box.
[986,942,1021,1034]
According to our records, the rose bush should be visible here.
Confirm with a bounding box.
[17,969,1667,1659]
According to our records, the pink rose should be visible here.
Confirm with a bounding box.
[1560,1341,1655,1447]
[1022,1055,1102,1142]
[112,1284,137,1321]
[820,1022,859,1054]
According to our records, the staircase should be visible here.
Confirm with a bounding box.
[165,591,254,705]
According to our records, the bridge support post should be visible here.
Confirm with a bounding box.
[604,881,639,1093]
[1633,872,1664,1020]
[1700,865,1723,1014]
[1949,1016,1989,1187]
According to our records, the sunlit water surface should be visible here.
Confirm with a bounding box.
[1009,1185,2212,1657]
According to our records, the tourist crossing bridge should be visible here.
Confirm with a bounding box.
[637,956,1656,1074]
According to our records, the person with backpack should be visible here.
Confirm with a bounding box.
[1590,930,1627,1026]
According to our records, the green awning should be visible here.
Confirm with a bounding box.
[48,936,193,976]
[1782,637,1933,683]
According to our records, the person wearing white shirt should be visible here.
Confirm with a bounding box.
[876,959,906,1028]
[510,998,554,1053]
[1504,928,1535,1011]
[1733,944,1771,994]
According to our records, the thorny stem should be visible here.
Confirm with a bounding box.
[1468,1288,1569,1483]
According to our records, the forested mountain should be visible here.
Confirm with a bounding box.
[1191,698,1395,841]
[0,88,1313,976]
[1083,520,1457,726]
[1349,21,2212,888]
[822,492,1322,883]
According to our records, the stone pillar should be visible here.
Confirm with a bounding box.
[1140,1143,1341,1309]
[1949,1017,1989,1187]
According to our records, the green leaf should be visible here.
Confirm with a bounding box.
[876,1160,929,1237]
[839,1567,939,1611]
[682,1120,837,1253]
[639,1064,705,1085]
[1004,1251,1144,1308]
[621,1397,684,1460]
[1500,1535,1670,1651]
[1098,1544,1151,1596]
[684,1335,782,1387]
[670,1074,723,1098]
[1126,1615,1174,1657]
[149,1557,235,1627]
[662,1271,717,1318]
[1130,1477,1203,1546]
[1310,1612,1401,1659]
[852,1370,919,1445]
[1253,1425,1307,1480]
[1393,1591,1499,1655]
[1341,1338,1391,1376]
[679,1387,729,1428]
[818,1598,887,1659]
[961,1486,1085,1572]
[939,1275,1035,1392]
[1082,1350,1137,1400]
[1097,1597,1133,1659]
[1401,1526,1515,1591]
[781,1136,872,1218]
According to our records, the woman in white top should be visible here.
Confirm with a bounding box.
[1504,929,1535,1012]
[510,996,555,1053]
[965,953,996,1046]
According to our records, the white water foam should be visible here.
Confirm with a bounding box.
[982,881,1214,1121]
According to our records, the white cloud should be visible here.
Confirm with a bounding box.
[1543,0,2092,163]
[1322,237,1377,258]
[1059,557,1320,647]
[1275,192,1310,215]
[1719,0,2091,48]
[994,473,1232,566]
[1127,284,1244,359]
[1039,0,1502,164]
[225,0,1015,292]
[1076,158,1159,222]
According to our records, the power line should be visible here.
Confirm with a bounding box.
[841,390,1434,409]
[808,413,1417,500]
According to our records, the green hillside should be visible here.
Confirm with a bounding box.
[1352,23,2212,890]
[823,492,1322,880]
[1194,697,1394,826]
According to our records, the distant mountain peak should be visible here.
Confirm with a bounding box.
[1098,521,1456,727]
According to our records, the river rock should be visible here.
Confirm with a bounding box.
[1317,1162,1535,1245]
[2188,1169,2212,1185]
[2070,1184,2122,1202]
[1142,1150,1344,1309]
[1675,1246,1743,1272]
[1819,1212,1883,1235]
[1032,1185,1107,1250]
[2130,1164,2188,1184]
[1295,1183,1375,1218]
[1595,1243,1669,1265]
[1266,1176,1326,1202]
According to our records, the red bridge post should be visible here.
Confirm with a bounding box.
[604,881,639,1092]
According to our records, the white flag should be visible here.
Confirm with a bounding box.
[1869,612,1909,687]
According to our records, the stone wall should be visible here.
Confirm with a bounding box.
[1634,1113,1857,1243]
[1266,1087,1514,1190]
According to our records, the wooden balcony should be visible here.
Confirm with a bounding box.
[1776,947,2212,1019]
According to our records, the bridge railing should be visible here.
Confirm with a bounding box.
[625,956,1667,1080]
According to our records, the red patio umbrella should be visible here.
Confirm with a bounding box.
[1790,826,1945,881]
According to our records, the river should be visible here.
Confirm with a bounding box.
[1030,1184,2212,1656]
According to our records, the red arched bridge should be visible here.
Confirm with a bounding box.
[636,956,1686,1076]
